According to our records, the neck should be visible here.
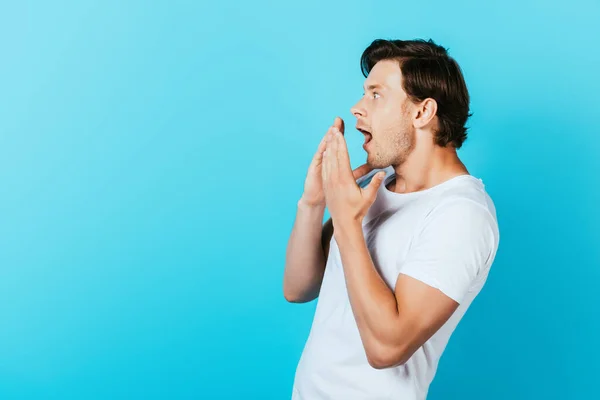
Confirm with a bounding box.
[389,145,469,194]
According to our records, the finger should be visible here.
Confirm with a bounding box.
[352,163,375,180]
[310,128,334,173]
[329,131,339,177]
[333,117,345,135]
[324,136,335,182]
[322,141,330,184]
[311,135,328,166]
[313,127,333,160]
[333,128,354,182]
[363,170,387,201]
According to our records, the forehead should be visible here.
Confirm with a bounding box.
[364,59,404,91]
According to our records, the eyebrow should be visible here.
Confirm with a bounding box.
[363,83,385,91]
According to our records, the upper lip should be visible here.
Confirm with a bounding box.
[356,125,372,136]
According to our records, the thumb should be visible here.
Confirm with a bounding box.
[364,171,386,200]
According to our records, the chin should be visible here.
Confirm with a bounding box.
[366,155,387,170]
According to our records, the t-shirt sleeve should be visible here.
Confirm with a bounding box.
[397,199,498,304]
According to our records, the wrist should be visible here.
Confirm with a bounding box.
[297,196,326,212]
[333,217,363,240]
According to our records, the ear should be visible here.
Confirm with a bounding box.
[413,98,438,129]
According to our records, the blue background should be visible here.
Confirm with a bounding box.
[1,1,599,399]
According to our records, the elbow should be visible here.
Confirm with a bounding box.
[283,279,302,303]
[283,290,304,303]
[365,341,411,370]
[283,284,315,303]
[366,353,406,370]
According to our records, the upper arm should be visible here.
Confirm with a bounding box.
[387,200,498,365]
[388,274,459,366]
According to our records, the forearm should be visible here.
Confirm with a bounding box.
[334,221,404,359]
[283,199,328,302]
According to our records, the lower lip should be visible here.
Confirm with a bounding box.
[363,139,372,150]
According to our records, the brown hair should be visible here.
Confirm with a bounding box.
[360,39,472,148]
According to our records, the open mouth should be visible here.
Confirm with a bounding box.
[357,128,373,145]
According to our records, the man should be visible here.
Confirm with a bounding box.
[283,39,500,399]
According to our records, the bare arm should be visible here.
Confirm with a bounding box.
[317,118,496,369]
[283,200,334,303]
[283,161,373,304]
[283,115,372,303]
[333,201,495,369]
[333,221,459,368]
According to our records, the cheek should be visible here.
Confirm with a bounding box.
[373,113,402,140]
[378,104,403,127]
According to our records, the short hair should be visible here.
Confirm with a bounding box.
[360,39,472,148]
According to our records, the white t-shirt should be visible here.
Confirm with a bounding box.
[292,166,500,400]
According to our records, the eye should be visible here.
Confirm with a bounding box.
[372,92,380,99]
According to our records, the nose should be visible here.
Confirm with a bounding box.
[350,98,366,119]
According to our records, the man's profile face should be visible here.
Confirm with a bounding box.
[351,59,415,169]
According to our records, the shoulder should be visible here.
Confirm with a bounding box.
[418,177,500,255]
[400,177,500,301]
[426,175,498,227]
